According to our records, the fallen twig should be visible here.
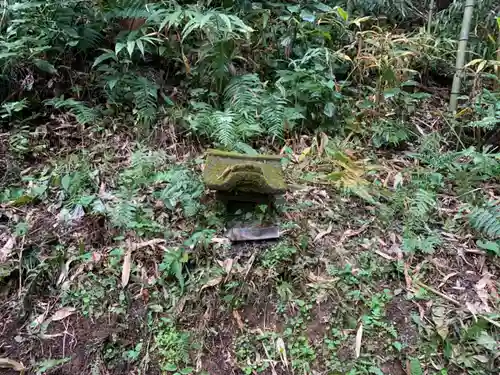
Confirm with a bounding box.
[415,280,500,329]
[414,279,461,306]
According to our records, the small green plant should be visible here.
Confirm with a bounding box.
[154,319,191,372]
[154,167,205,217]
[62,272,119,317]
[1,99,28,119]
[260,241,297,269]
[402,232,442,254]
[234,332,278,375]
[287,335,316,373]
[123,342,143,362]
[159,248,189,292]
[371,119,412,148]
[8,127,31,156]
[34,357,72,375]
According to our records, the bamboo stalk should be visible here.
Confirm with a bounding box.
[427,0,435,34]
[496,27,500,90]
[449,0,475,112]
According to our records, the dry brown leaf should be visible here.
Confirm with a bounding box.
[438,272,458,288]
[69,263,86,282]
[244,253,256,279]
[306,272,338,284]
[130,238,165,251]
[39,333,64,340]
[313,223,333,243]
[201,276,223,290]
[432,306,449,339]
[0,237,16,263]
[233,310,244,331]
[121,249,132,288]
[276,337,288,369]
[50,307,76,321]
[343,223,370,239]
[355,323,363,358]
[212,237,230,245]
[403,263,412,290]
[466,301,479,321]
[0,358,25,372]
[31,313,47,329]
[476,273,491,290]
[57,258,75,285]
[374,250,395,260]
[318,132,328,157]
[475,273,492,312]
[222,259,233,275]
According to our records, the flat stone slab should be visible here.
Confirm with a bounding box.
[203,149,287,195]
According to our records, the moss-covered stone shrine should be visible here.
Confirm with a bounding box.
[203,149,287,196]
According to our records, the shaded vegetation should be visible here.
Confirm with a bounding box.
[0,1,499,375]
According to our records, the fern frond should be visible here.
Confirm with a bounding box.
[131,76,158,126]
[468,200,500,239]
[77,26,104,51]
[468,117,499,130]
[44,97,100,125]
[210,109,236,148]
[106,0,151,19]
[120,148,167,187]
[106,195,138,229]
[261,104,285,140]
[187,74,299,149]
[409,188,435,220]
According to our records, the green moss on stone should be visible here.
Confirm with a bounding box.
[203,150,287,194]
[206,149,283,161]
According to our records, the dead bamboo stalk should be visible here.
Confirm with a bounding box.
[427,0,435,34]
[496,26,500,90]
[449,0,475,112]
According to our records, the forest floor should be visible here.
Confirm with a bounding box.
[0,107,499,375]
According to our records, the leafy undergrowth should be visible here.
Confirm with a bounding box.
[1,1,500,374]
[0,118,499,375]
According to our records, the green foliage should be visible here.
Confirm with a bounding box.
[433,0,499,60]
[1,100,28,118]
[187,74,303,149]
[44,97,101,125]
[34,358,72,375]
[288,335,316,372]
[0,0,103,67]
[8,125,31,155]
[0,0,104,112]
[154,318,191,372]
[155,167,204,217]
[260,241,297,269]
[467,89,500,131]
[467,200,500,239]
[62,272,119,317]
[276,47,350,128]
[159,248,189,292]
[95,59,163,126]
[2,2,500,375]
[123,342,143,363]
[120,148,167,187]
[234,332,278,374]
[403,232,442,254]
[409,188,436,222]
[371,119,412,148]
